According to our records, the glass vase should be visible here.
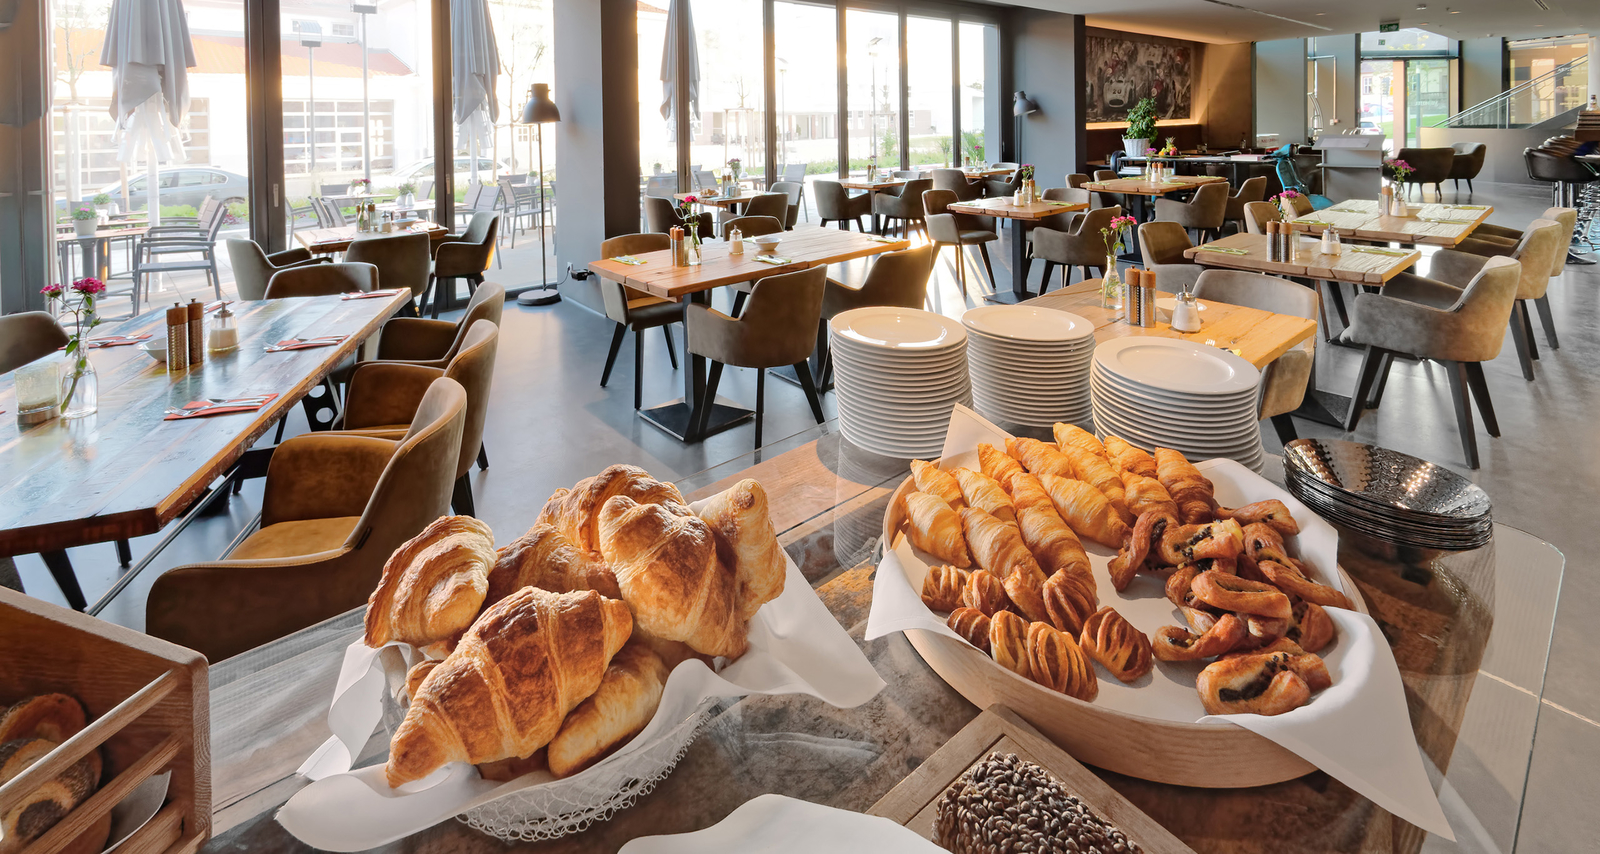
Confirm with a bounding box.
[15,359,61,422]
[1101,255,1123,311]
[59,355,97,419]
[686,225,702,266]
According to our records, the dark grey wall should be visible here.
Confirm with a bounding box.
[1010,10,1086,182]
[1460,38,1506,111]
[1254,38,1308,145]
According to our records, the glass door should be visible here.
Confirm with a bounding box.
[775,1,838,219]
[906,16,953,170]
[691,0,768,195]
[1405,59,1452,148]
[845,8,900,175]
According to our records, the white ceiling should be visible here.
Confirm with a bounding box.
[995,0,1598,45]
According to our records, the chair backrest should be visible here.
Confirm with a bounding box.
[782,163,806,183]
[265,261,378,299]
[830,243,935,316]
[441,320,498,480]
[224,239,278,301]
[1441,256,1521,362]
[722,214,783,239]
[419,178,434,200]
[1506,218,1566,299]
[344,231,434,298]
[812,181,851,219]
[0,312,69,374]
[320,184,346,197]
[1093,170,1118,183]
[643,195,678,233]
[644,175,678,199]
[891,170,919,179]
[990,162,1019,170]
[1395,147,1457,182]
[741,192,789,222]
[1183,181,1230,218]
[1243,201,1281,234]
[894,179,933,213]
[739,266,828,367]
[1193,270,1318,321]
[1286,194,1314,217]
[598,233,671,322]
[770,181,804,227]
[1540,206,1578,277]
[1230,176,1268,204]
[322,198,348,227]
[462,211,498,245]
[434,214,500,278]
[1066,173,1090,188]
[694,169,718,189]
[922,188,957,217]
[1138,221,1193,267]
[1046,186,1092,207]
[1074,205,1123,239]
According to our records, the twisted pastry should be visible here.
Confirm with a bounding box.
[921,565,970,612]
[1027,621,1099,701]
[1196,652,1312,716]
[1179,604,1221,634]
[1217,499,1300,537]
[1258,560,1353,610]
[1165,564,1203,609]
[1287,600,1336,653]
[1079,606,1153,683]
[989,611,1032,679]
[1154,447,1216,524]
[1241,614,1289,647]
[947,607,992,653]
[1042,569,1098,635]
[1108,509,1176,591]
[1104,436,1158,479]
[1151,613,1247,661]
[1191,570,1292,620]
[961,569,1013,617]
[1156,518,1245,568]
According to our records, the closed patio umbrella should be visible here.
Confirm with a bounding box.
[660,0,700,126]
[101,0,196,227]
[452,0,499,186]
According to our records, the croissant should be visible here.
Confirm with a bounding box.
[1008,473,1092,581]
[0,737,102,854]
[952,468,1016,524]
[365,515,496,653]
[1196,652,1313,716]
[485,523,621,609]
[1103,436,1158,479]
[547,642,670,778]
[1041,570,1097,635]
[1191,570,1292,620]
[1053,422,1106,458]
[977,444,1026,494]
[545,465,692,552]
[962,569,1013,616]
[1036,475,1130,549]
[910,460,966,509]
[697,478,787,620]
[903,492,973,568]
[0,694,87,745]
[947,607,992,653]
[1155,448,1217,524]
[599,496,748,659]
[1118,470,1178,520]
[477,749,547,782]
[1057,444,1130,522]
[385,586,633,787]
[404,660,440,705]
[921,565,970,612]
[989,611,1031,679]
[1005,438,1075,478]
[960,508,1049,622]
[1028,621,1098,701]
[1080,607,1153,683]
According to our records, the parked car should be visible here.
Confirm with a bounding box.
[387,157,513,188]
[87,167,248,212]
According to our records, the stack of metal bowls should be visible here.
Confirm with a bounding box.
[1282,438,1492,551]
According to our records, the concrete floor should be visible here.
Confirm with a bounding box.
[13,180,1595,851]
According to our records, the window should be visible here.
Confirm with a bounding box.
[958,22,996,165]
[775,0,837,218]
[907,16,954,169]
[692,0,767,190]
[638,0,676,220]
[332,22,356,38]
[178,171,208,187]
[846,8,900,171]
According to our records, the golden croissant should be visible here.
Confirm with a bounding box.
[1005,438,1074,479]
[385,586,633,787]
[1052,423,1105,459]
[952,467,1016,524]
[1155,448,1217,524]
[1036,475,1130,549]
[365,515,496,652]
[697,478,787,620]
[599,496,748,659]
[977,444,1026,494]
[1056,443,1130,522]
[959,507,1049,623]
[1008,473,1092,581]
[910,460,966,509]
[484,523,621,609]
[1118,469,1179,521]
[544,465,692,552]
[547,642,670,778]
[903,491,973,567]
[1104,436,1158,479]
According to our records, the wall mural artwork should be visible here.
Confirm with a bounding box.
[1086,35,1193,122]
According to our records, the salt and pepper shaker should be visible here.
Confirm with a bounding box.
[1135,269,1156,328]
[1279,221,1295,262]
[669,226,685,267]
[165,304,189,372]
[1320,226,1340,255]
[729,226,744,255]
[208,302,239,352]
[186,299,205,365]
[1266,222,1280,262]
[1170,289,1203,333]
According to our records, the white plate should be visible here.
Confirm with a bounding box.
[970,383,1090,406]
[1090,364,1259,407]
[835,396,971,431]
[965,330,1096,350]
[967,349,1094,371]
[1092,408,1265,458]
[1092,337,1259,395]
[830,306,967,350]
[1089,379,1258,426]
[839,421,948,458]
[832,361,968,389]
[828,341,967,368]
[961,305,1094,342]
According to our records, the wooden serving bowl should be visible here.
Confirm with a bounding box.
[885,472,1322,789]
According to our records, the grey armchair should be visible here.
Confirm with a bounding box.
[1032,205,1123,293]
[814,180,871,232]
[428,212,499,317]
[264,261,378,299]
[1340,256,1520,468]
[1395,147,1456,202]
[781,164,809,220]
[1243,201,1281,235]
[984,169,1021,199]
[643,195,714,239]
[224,239,327,301]
[725,192,789,232]
[722,215,783,240]
[1091,170,1123,209]
[932,168,983,202]
[1192,270,1317,445]
[923,188,998,294]
[814,244,936,387]
[1136,221,1201,295]
[344,231,433,316]
[1449,143,1487,194]
[874,178,933,238]
[1066,173,1090,189]
[1223,177,1268,235]
[0,312,67,375]
[1155,181,1229,242]
[769,181,804,229]
[596,234,682,410]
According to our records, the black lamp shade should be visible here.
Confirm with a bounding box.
[522,83,561,124]
[1013,91,1039,117]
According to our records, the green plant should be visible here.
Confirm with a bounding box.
[39,277,104,404]
[880,128,899,161]
[962,130,985,164]
[224,202,250,225]
[70,204,96,221]
[398,180,418,195]
[160,204,198,219]
[92,193,112,205]
[1125,97,1158,141]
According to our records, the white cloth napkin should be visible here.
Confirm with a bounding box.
[619,794,942,854]
[863,405,1452,839]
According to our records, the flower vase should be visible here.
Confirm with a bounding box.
[59,355,97,419]
[1101,255,1123,311]
[686,225,702,266]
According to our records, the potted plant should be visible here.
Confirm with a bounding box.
[397,181,418,208]
[92,193,113,219]
[1123,97,1158,159]
[348,176,371,197]
[70,204,98,237]
[1271,189,1302,218]
[1381,157,1413,188]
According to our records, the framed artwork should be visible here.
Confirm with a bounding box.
[1086,36,1194,122]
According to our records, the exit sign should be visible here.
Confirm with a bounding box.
[1378,20,1400,32]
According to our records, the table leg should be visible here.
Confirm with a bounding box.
[1291,343,1389,430]
[1011,219,1031,298]
[77,239,95,282]
[40,551,87,611]
[96,237,112,282]
[638,290,754,442]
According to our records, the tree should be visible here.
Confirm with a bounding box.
[55,0,111,203]
[491,0,549,175]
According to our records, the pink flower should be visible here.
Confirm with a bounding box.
[72,277,106,296]
[40,282,63,298]
[684,195,697,204]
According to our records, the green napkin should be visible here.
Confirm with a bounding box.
[752,255,793,265]
[1442,204,1488,210]
[1417,216,1465,225]
[611,255,647,265]
[1296,219,1333,227]
[1043,200,1075,207]
[868,235,901,244]
[1349,246,1410,256]
[1197,246,1249,255]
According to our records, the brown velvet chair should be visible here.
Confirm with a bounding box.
[1395,147,1456,202]
[643,195,714,238]
[873,178,932,238]
[597,234,681,410]
[1223,177,1268,235]
[1032,205,1123,293]
[814,181,871,232]
[931,168,983,202]
[344,231,434,316]
[1243,201,1282,235]
[1155,181,1229,242]
[1136,221,1201,294]
[264,261,378,299]
[923,188,998,294]
[1449,143,1487,194]
[1192,270,1317,445]
[686,266,827,448]
[428,212,499,318]
[146,376,467,662]
[1066,173,1090,189]
[225,239,327,302]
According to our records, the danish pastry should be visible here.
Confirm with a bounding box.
[1079,607,1153,683]
[1218,499,1301,537]
[947,607,992,653]
[920,565,969,612]
[1165,564,1202,609]
[1027,621,1098,701]
[1196,652,1312,716]
[989,611,1032,679]
[1107,508,1175,591]
[1257,560,1353,610]
[1190,570,1292,620]
[962,569,1013,617]
[1287,600,1336,653]
[1151,614,1247,661]
[1041,569,1097,635]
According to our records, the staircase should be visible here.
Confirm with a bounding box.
[1435,56,1588,130]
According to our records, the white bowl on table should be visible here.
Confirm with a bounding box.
[750,234,782,255]
[137,339,168,364]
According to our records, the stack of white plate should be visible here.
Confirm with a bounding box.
[961,305,1095,428]
[829,307,970,458]
[1089,337,1265,470]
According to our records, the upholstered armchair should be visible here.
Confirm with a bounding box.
[1449,143,1487,193]
[814,181,871,232]
[1395,147,1455,201]
[345,231,433,316]
[1223,177,1268,235]
[264,261,378,299]
[1136,221,1201,294]
[1193,270,1317,445]
[923,188,998,294]
[1032,205,1123,293]
[1154,181,1229,242]
[931,168,983,202]
[428,212,500,317]
[873,178,933,238]
[595,234,681,409]
[1243,201,1281,234]
[225,239,327,301]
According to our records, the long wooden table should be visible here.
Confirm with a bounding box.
[1182,232,1422,285]
[589,227,908,441]
[0,292,411,610]
[293,223,451,255]
[947,198,1090,301]
[1082,174,1226,225]
[1287,200,1494,246]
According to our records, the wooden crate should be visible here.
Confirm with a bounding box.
[0,587,209,854]
[870,705,1194,854]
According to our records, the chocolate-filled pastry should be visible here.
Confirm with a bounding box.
[1217,499,1300,536]
[947,607,992,653]
[989,611,1032,679]
[1287,600,1336,653]
[1041,569,1097,635]
[1079,607,1153,683]
[1027,621,1098,701]
[1151,614,1248,661]
[961,569,1013,617]
[1258,560,1353,610]
[1156,518,1245,567]
[1179,605,1221,635]
[1165,564,1202,609]
[1108,508,1175,591]
[1190,570,1292,620]
[920,565,970,612]
[1197,651,1316,716]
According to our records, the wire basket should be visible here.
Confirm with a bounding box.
[457,697,724,842]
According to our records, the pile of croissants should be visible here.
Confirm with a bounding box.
[906,424,1349,717]
[362,465,786,788]
[0,693,103,854]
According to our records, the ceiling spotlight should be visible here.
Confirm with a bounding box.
[1415,3,1426,9]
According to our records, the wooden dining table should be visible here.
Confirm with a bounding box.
[1082,175,1227,221]
[588,227,908,442]
[0,291,411,612]
[293,222,451,255]
[56,225,149,283]
[947,198,1090,301]
[1286,200,1494,246]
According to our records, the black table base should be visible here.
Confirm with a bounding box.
[640,398,753,442]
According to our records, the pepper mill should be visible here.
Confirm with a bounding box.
[1135,269,1156,329]
[1266,222,1280,262]
[165,304,189,372]
[186,299,205,365]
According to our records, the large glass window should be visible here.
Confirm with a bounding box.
[775,1,837,219]
[1508,35,1589,124]
[957,21,996,165]
[691,0,767,192]
[906,16,953,170]
[1358,60,1397,149]
[639,0,677,224]
[845,9,899,174]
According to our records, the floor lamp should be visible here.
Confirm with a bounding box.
[1012,91,1039,163]
[517,84,563,307]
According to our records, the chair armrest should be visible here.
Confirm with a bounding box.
[261,433,398,526]
[343,362,445,429]
[1344,292,1454,354]
[1377,273,1464,309]
[1427,249,1488,287]
[268,247,314,265]
[376,317,460,361]
[685,303,742,365]
[1450,237,1517,259]
[434,241,490,275]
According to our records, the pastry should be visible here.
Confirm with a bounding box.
[1104,436,1158,479]
[1008,473,1092,581]
[1079,607,1153,683]
[1217,499,1301,536]
[1258,560,1353,610]
[404,660,440,704]
[1241,614,1289,646]
[365,515,496,654]
[0,695,87,745]
[1118,470,1178,520]
[1165,564,1203,609]
[476,749,546,782]
[1027,621,1098,701]
[1107,508,1177,591]
[544,465,691,552]
[902,492,973,567]
[547,643,670,778]
[952,468,1016,524]
[1151,614,1247,661]
[1190,570,1292,620]
[920,565,970,612]
[0,737,102,854]
[1287,600,1336,653]
[959,508,1049,622]
[1052,423,1105,458]
[599,496,747,659]
[961,569,1013,617]
[1035,474,1130,549]
[1004,437,1074,478]
[484,523,620,607]
[1179,604,1221,635]
[1041,570,1097,635]
[947,607,992,653]
[934,754,1143,854]
[1055,444,1130,521]
[385,586,633,787]
[988,611,1031,679]
[1154,448,1216,524]
[910,460,966,509]
[1155,518,1245,567]
[1196,651,1313,716]
[697,478,787,620]
[977,444,1026,493]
